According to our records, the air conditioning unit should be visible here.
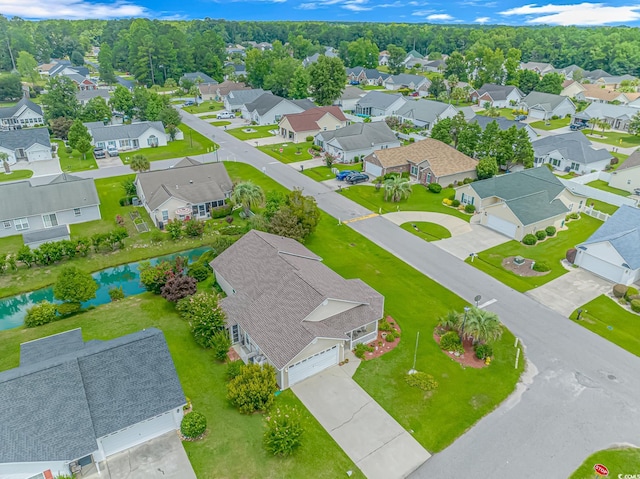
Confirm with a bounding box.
[253,355,266,367]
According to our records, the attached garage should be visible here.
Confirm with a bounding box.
[99,411,180,457]
[287,345,339,386]
[528,108,547,120]
[486,215,517,238]
[364,161,383,178]
[576,251,625,284]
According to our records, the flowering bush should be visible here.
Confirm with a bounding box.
[264,406,304,456]
[176,292,227,348]
[115,214,125,226]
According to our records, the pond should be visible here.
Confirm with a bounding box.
[0,247,210,331]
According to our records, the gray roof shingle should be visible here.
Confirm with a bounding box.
[471,115,530,133]
[395,99,451,124]
[476,84,524,101]
[318,121,398,152]
[227,89,267,107]
[76,89,110,102]
[522,91,570,112]
[356,90,405,110]
[0,98,43,119]
[181,72,217,85]
[533,132,612,165]
[85,121,165,143]
[0,127,51,151]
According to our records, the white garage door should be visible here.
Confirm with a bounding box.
[99,411,178,457]
[486,215,518,238]
[528,108,546,120]
[29,149,50,161]
[364,162,383,178]
[578,252,625,283]
[288,345,339,386]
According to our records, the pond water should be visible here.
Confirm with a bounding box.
[0,247,210,331]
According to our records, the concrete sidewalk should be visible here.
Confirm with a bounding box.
[292,366,430,479]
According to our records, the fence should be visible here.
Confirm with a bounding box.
[560,179,638,207]
[582,207,610,222]
[566,170,611,185]
[395,131,428,142]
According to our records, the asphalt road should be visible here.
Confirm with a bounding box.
[69,110,640,477]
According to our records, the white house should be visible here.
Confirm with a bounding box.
[383,74,430,95]
[394,99,459,131]
[85,121,168,152]
[315,121,400,163]
[223,88,267,112]
[0,98,45,130]
[572,103,639,131]
[241,93,314,125]
[75,89,110,107]
[609,149,640,193]
[473,84,524,108]
[532,132,613,174]
[0,128,52,164]
[520,91,576,120]
[334,86,366,112]
[354,90,406,118]
[520,62,555,75]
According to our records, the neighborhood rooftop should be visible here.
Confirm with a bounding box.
[533,132,612,165]
[282,106,347,131]
[0,127,50,150]
[356,90,404,109]
[84,121,165,142]
[317,121,397,151]
[0,98,43,119]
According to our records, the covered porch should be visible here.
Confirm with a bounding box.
[348,320,378,349]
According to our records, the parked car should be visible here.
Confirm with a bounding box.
[345,173,370,184]
[93,147,106,159]
[634,188,640,196]
[336,170,358,181]
[107,146,119,157]
[570,123,587,131]
[514,115,527,121]
[216,111,235,119]
[183,100,195,106]
[349,80,360,85]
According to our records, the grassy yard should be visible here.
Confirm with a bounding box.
[55,140,99,172]
[530,117,571,130]
[227,125,278,141]
[340,184,472,222]
[0,295,364,479]
[120,125,216,163]
[477,108,516,120]
[0,170,33,182]
[302,163,361,182]
[360,85,386,90]
[583,130,640,148]
[467,215,602,292]
[570,295,640,357]
[183,101,224,114]
[585,179,631,197]
[258,142,313,163]
[611,151,629,170]
[569,447,640,479]
[586,198,619,215]
[400,221,451,241]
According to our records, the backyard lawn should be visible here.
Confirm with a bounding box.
[467,215,602,292]
[583,130,640,148]
[258,142,313,163]
[227,125,278,141]
[585,179,631,197]
[0,170,33,182]
[183,101,224,114]
[55,140,99,172]
[119,125,216,163]
[400,221,451,241]
[570,295,640,357]
[477,108,516,120]
[530,117,571,130]
[586,198,619,215]
[569,447,640,479]
[302,163,361,182]
[341,184,472,222]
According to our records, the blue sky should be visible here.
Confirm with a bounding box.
[3,0,640,26]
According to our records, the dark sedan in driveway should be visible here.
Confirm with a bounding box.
[345,173,370,184]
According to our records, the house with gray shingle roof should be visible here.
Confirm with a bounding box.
[346,67,389,86]
[470,116,537,142]
[0,98,44,130]
[473,84,524,108]
[575,205,640,284]
[241,93,313,125]
[84,120,168,152]
[0,328,186,478]
[532,132,613,174]
[180,71,217,85]
[135,157,233,227]
[609,149,640,194]
[455,167,585,240]
[315,121,400,163]
[383,73,430,95]
[354,90,406,118]
[572,103,639,131]
[0,173,100,241]
[0,127,52,164]
[75,88,110,106]
[210,230,384,389]
[520,91,576,120]
[223,88,267,112]
[394,99,459,131]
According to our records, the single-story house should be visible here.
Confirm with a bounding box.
[578,84,640,105]
[0,127,53,164]
[0,328,186,479]
[180,71,217,85]
[211,230,384,389]
[210,80,251,102]
[455,167,585,240]
[422,59,446,73]
[394,99,459,132]
[0,98,45,130]
[226,62,247,78]
[572,103,639,131]
[23,224,71,249]
[378,51,390,66]
[346,67,389,86]
[520,91,576,120]
[241,93,313,125]
[223,88,267,112]
[594,74,638,89]
[85,121,168,151]
[560,80,587,99]
[520,62,555,75]
[383,74,430,95]
[583,69,611,82]
[48,60,90,79]
[75,88,110,106]
[302,50,338,68]
[334,86,366,112]
[552,64,583,80]
[315,121,400,163]
[472,84,524,108]
[0,173,101,240]
[364,138,478,185]
[575,205,640,285]
[532,132,613,174]
[65,72,98,91]
[609,149,640,193]
[354,90,406,118]
[135,157,233,227]
[470,115,538,142]
[403,49,425,63]
[226,44,246,56]
[279,106,348,143]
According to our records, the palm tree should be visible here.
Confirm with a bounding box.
[130,154,150,173]
[598,119,610,135]
[384,176,412,202]
[588,117,601,135]
[463,307,503,344]
[232,181,265,216]
[438,310,461,331]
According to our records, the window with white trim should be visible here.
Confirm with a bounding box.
[42,213,58,228]
[162,210,169,221]
[3,220,11,229]
[74,208,82,217]
[15,217,29,231]
[410,165,418,176]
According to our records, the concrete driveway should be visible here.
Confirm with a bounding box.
[382,211,471,236]
[86,432,196,479]
[434,224,510,260]
[526,267,612,316]
[12,158,61,177]
[292,366,430,479]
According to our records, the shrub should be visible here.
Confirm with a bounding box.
[378,319,393,332]
[566,248,577,264]
[161,275,197,302]
[139,260,175,294]
[108,286,125,301]
[226,360,244,381]
[115,214,125,226]
[57,302,81,317]
[385,331,396,342]
[311,144,322,151]
[264,406,304,456]
[535,230,547,240]
[187,262,211,282]
[451,199,460,207]
[612,284,628,298]
[442,198,452,206]
[225,215,234,224]
[150,229,165,243]
[119,196,136,206]
[65,146,73,154]
[464,204,475,214]
[211,204,233,219]
[522,234,537,246]
[439,331,461,351]
[305,135,314,142]
[165,219,184,240]
[24,301,57,328]
[227,363,278,414]
[184,219,204,237]
[181,411,207,439]
[354,342,374,359]
[532,262,550,272]
[211,330,231,361]
[405,372,439,391]
[631,299,640,313]
[545,226,556,237]
[474,343,493,360]
[624,286,639,302]
[428,183,442,193]
[569,212,579,220]
[610,157,619,165]
[463,177,473,184]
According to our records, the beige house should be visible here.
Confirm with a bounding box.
[363,139,478,185]
[560,80,586,99]
[278,106,348,143]
[455,167,585,240]
[609,150,640,193]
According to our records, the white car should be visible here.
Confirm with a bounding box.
[216,111,235,119]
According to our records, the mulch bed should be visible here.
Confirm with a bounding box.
[502,256,550,277]
[433,330,487,369]
[363,316,401,360]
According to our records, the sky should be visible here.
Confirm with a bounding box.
[2,0,640,26]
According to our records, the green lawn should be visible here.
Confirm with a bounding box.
[258,142,313,163]
[478,108,516,120]
[400,221,451,241]
[360,85,386,90]
[611,151,629,170]
[0,295,364,479]
[586,198,619,215]
[183,101,224,114]
[302,163,361,182]
[0,170,33,182]
[585,179,631,197]
[467,216,602,292]
[530,117,571,130]
[55,140,99,172]
[227,125,277,141]
[341,184,472,222]
[209,120,231,126]
[583,130,640,148]
[569,447,640,479]
[570,295,640,357]
[120,125,216,163]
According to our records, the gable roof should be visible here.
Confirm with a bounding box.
[181,71,217,85]
[213,80,250,97]
[0,97,43,119]
[532,132,612,165]
[0,174,99,222]
[520,61,554,72]
[522,91,572,111]
[580,205,640,269]
[244,93,308,116]
[346,67,389,80]
[281,106,347,132]
[385,73,429,87]
[365,138,477,176]
[85,121,165,142]
[137,159,233,211]
[584,69,611,80]
[0,127,51,151]
[476,84,524,101]
[581,84,627,102]
[339,86,366,101]
[395,99,452,124]
[0,328,185,463]
[227,88,267,107]
[211,230,384,369]
[406,49,424,59]
[356,90,405,110]
[504,190,569,226]
[76,89,110,102]
[616,149,640,171]
[470,115,532,134]
[575,103,638,121]
[318,121,398,152]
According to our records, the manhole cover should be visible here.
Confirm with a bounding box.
[608,374,616,380]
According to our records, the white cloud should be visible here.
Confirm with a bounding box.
[297,2,318,7]
[475,16,491,22]
[499,3,640,25]
[427,13,454,20]
[0,0,149,18]
[412,9,435,15]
